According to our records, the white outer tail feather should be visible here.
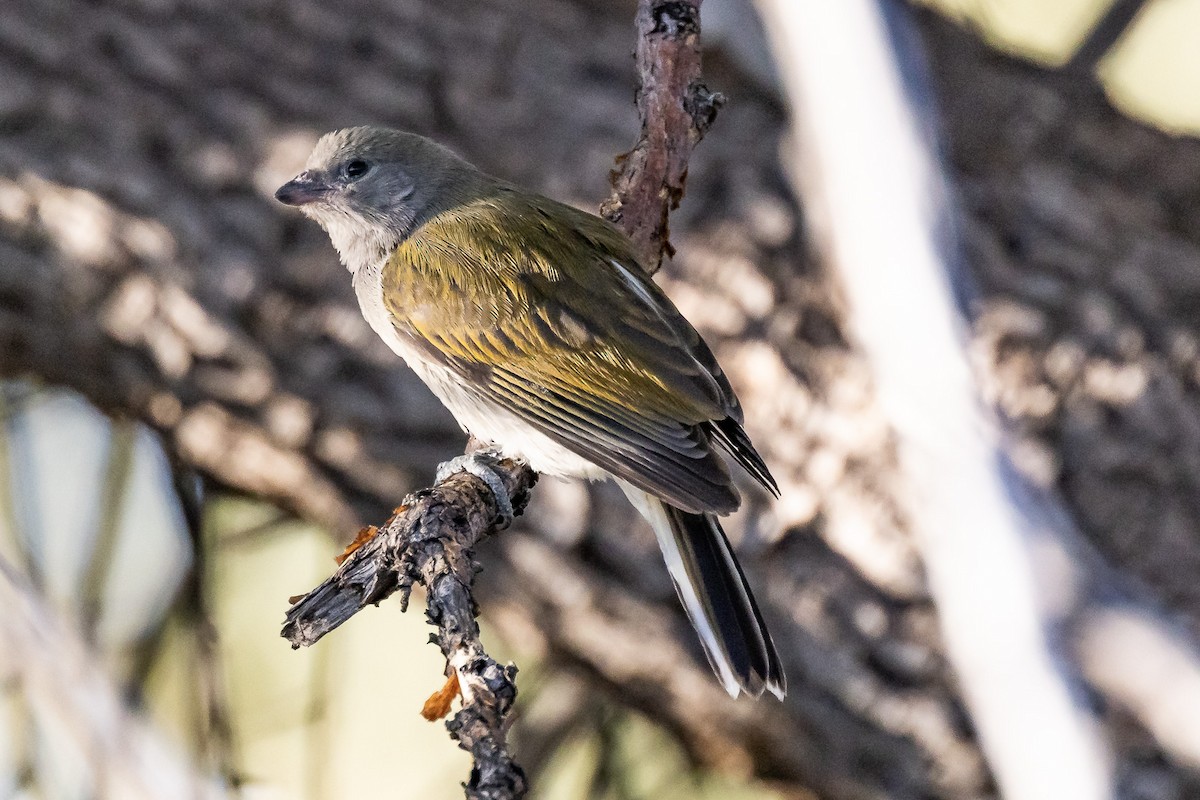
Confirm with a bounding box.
[618,480,748,699]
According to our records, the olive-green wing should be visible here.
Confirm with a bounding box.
[385,191,774,513]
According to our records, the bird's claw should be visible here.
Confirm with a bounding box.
[436,450,514,529]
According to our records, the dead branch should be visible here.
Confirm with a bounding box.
[283,452,537,800]
[601,0,724,273]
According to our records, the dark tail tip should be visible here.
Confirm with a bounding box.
[663,505,786,698]
[708,418,780,498]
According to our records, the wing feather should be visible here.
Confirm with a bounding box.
[384,190,775,511]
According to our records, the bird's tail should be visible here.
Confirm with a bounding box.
[619,483,786,699]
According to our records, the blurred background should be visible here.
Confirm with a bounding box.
[2,0,1200,798]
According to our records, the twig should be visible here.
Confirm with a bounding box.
[1074,605,1200,769]
[80,416,136,640]
[601,0,725,273]
[282,451,537,800]
[1065,0,1149,75]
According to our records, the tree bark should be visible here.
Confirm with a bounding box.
[283,452,536,799]
[2,0,1200,796]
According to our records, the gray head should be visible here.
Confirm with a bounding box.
[275,126,488,272]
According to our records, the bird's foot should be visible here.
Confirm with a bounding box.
[436,449,514,529]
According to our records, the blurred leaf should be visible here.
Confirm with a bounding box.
[920,0,1200,134]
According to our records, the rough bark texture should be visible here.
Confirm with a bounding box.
[599,0,723,271]
[927,11,1200,648]
[2,0,1200,796]
[282,455,536,799]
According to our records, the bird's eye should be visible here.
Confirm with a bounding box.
[345,160,370,180]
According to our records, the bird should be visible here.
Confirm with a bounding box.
[276,126,785,698]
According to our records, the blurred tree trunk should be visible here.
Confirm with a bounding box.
[1,0,1199,797]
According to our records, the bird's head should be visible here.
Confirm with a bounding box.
[276,126,485,273]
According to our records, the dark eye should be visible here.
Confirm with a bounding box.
[345,159,370,179]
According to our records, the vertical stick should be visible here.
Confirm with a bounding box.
[756,1,1113,797]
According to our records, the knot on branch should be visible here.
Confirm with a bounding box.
[448,659,521,743]
[649,1,700,38]
[603,0,720,273]
[448,659,525,799]
[685,82,726,141]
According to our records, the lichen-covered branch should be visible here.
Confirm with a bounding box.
[601,0,724,272]
[283,452,537,799]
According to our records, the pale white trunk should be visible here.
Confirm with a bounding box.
[753,1,1113,797]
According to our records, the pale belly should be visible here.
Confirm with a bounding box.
[353,263,605,480]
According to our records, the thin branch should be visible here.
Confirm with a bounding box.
[282,452,537,800]
[1065,0,1149,75]
[601,0,725,273]
[1075,606,1200,770]
[80,416,136,640]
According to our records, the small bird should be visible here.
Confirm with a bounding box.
[276,126,784,698]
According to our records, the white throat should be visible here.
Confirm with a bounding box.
[308,209,398,275]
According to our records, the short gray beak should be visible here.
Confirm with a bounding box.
[275,171,329,206]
